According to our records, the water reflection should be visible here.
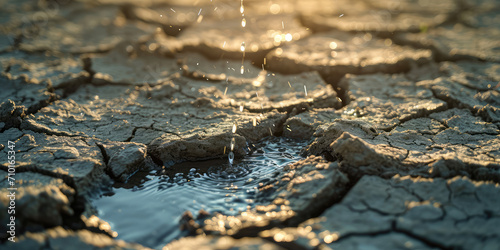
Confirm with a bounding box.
[93,137,306,249]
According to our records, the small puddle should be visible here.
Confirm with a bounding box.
[92,137,307,249]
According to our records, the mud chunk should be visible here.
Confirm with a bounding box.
[260,175,500,249]
[305,116,500,180]
[266,31,433,83]
[0,32,13,52]
[440,61,500,91]
[0,130,109,195]
[0,51,89,89]
[165,235,284,250]
[124,4,223,36]
[100,142,148,182]
[396,24,500,62]
[363,0,458,14]
[19,6,156,53]
[460,10,500,29]
[430,108,499,134]
[180,52,261,82]
[461,0,500,12]
[282,108,340,139]
[201,156,349,236]
[26,81,288,163]
[91,43,180,86]
[302,8,448,34]
[180,63,341,112]
[341,73,447,130]
[425,78,500,122]
[0,100,25,131]
[0,171,74,231]
[3,226,147,250]
[179,14,310,60]
[0,75,55,113]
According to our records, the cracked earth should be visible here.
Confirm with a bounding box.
[1,0,500,249]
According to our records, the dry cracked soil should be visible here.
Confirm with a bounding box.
[1,0,500,249]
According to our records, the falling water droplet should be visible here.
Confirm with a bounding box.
[232,123,237,133]
[252,117,257,126]
[304,85,308,96]
[240,65,244,74]
[228,151,234,165]
[240,42,246,52]
[230,137,236,151]
[239,105,243,112]
[240,0,244,13]
[241,18,246,27]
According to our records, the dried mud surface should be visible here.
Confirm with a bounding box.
[1,0,499,249]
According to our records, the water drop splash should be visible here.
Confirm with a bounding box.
[240,42,246,76]
[228,121,238,166]
[230,137,236,151]
[232,123,237,133]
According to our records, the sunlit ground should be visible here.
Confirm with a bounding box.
[0,0,499,249]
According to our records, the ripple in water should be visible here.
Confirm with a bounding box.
[92,137,307,249]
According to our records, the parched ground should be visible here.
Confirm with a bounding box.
[1,0,499,249]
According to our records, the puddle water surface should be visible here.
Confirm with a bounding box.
[93,137,307,249]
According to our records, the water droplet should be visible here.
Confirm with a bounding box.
[285,33,292,41]
[232,123,237,133]
[270,4,280,14]
[239,105,243,112]
[240,0,244,13]
[228,151,234,165]
[241,18,246,27]
[240,65,244,74]
[240,42,246,52]
[304,85,308,96]
[253,117,257,126]
[230,137,236,151]
[329,42,338,50]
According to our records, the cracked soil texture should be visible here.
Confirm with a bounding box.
[1,0,499,249]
